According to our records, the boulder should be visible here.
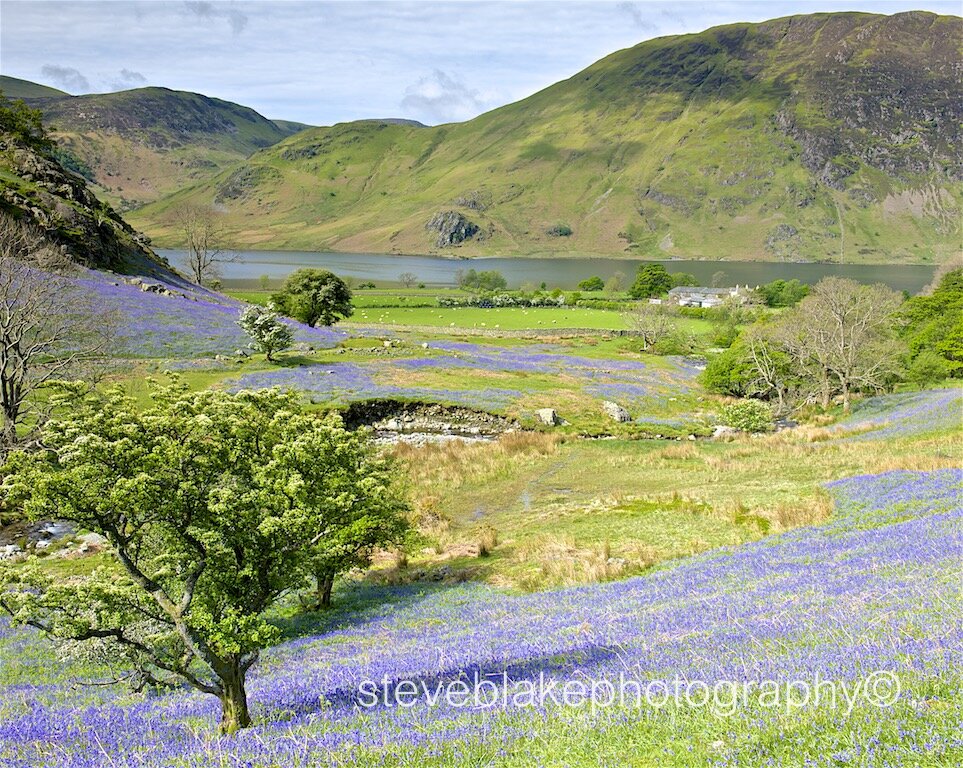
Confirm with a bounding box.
[536,408,560,426]
[78,532,108,547]
[712,425,740,439]
[601,401,631,423]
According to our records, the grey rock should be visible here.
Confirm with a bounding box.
[536,408,560,426]
[601,401,631,423]
[425,211,479,247]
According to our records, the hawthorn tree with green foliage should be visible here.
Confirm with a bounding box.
[0,90,51,151]
[0,383,409,733]
[578,276,605,292]
[272,269,353,327]
[237,303,293,361]
[629,264,673,298]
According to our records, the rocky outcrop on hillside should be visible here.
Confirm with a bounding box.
[425,210,479,247]
[764,13,961,187]
[0,133,164,272]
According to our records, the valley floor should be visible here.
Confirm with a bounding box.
[1,269,960,766]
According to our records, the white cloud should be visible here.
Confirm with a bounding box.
[401,70,493,123]
[108,68,147,91]
[183,1,248,35]
[40,64,90,92]
[3,1,959,125]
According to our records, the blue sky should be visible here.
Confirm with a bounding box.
[1,1,958,125]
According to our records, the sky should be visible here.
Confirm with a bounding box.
[1,1,959,126]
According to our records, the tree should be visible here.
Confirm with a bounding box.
[629,264,673,298]
[0,214,114,451]
[781,277,904,409]
[739,324,797,414]
[756,279,809,308]
[398,272,418,289]
[701,344,755,398]
[170,205,235,286]
[237,303,293,362]
[670,272,698,288]
[272,269,353,327]
[628,302,676,351]
[605,271,626,293]
[578,276,605,292]
[309,496,409,609]
[457,269,507,293]
[0,383,409,733]
[0,90,51,151]
[900,268,963,377]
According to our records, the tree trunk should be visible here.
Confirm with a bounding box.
[841,379,851,411]
[218,667,251,734]
[316,569,335,609]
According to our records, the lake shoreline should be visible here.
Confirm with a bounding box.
[158,249,939,294]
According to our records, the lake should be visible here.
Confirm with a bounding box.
[157,249,938,294]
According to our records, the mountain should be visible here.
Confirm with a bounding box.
[4,79,305,211]
[0,114,166,274]
[0,76,68,100]
[130,11,961,264]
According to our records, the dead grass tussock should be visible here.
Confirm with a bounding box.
[394,431,561,491]
[475,524,499,557]
[658,443,699,461]
[863,453,958,473]
[513,534,658,589]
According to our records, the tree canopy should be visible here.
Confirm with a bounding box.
[702,277,904,411]
[0,383,409,733]
[901,268,963,378]
[272,269,353,327]
[577,276,605,292]
[756,279,810,307]
[457,269,508,293]
[628,264,673,298]
[237,303,294,361]
[0,91,51,152]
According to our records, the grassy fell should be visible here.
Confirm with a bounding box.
[130,12,962,263]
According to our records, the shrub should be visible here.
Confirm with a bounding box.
[721,399,773,432]
[546,223,573,237]
[906,350,950,387]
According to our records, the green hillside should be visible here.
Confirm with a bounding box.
[132,11,962,264]
[13,84,300,210]
[0,75,68,99]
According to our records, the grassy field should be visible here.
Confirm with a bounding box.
[386,403,961,591]
[224,288,716,333]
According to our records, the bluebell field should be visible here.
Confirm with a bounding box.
[1,469,960,767]
[77,271,345,358]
